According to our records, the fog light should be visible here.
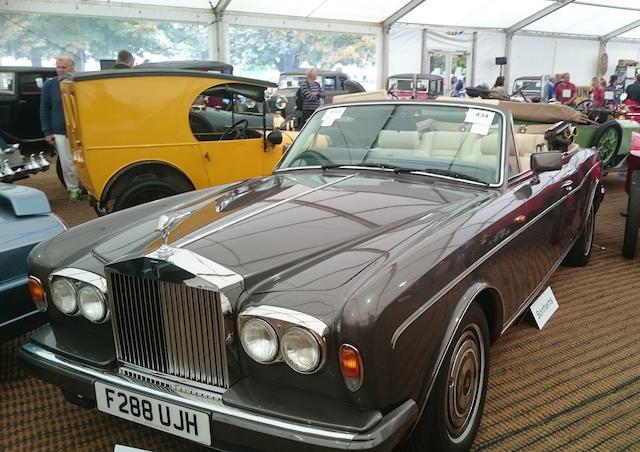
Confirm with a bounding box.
[51,277,77,315]
[77,284,107,322]
[28,276,47,312]
[340,344,364,392]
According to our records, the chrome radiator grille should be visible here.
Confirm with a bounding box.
[107,272,229,389]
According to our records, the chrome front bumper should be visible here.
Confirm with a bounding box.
[19,342,417,452]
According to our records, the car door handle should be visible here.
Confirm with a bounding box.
[561,180,573,191]
[18,100,27,104]
[204,152,210,161]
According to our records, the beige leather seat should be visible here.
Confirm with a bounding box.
[514,133,547,171]
[471,133,500,168]
[377,130,419,155]
[419,131,479,158]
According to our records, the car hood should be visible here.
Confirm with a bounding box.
[93,171,491,293]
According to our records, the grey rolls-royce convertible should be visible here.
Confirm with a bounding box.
[19,98,603,451]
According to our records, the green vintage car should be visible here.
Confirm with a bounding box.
[504,100,639,171]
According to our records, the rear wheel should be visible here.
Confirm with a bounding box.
[563,203,595,267]
[590,120,622,167]
[406,303,489,452]
[112,176,192,212]
[623,171,640,259]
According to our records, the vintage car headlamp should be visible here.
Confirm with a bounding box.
[281,327,321,373]
[275,95,288,110]
[51,277,78,315]
[241,318,279,363]
[77,284,108,322]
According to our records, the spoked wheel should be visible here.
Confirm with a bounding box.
[623,171,640,259]
[590,120,622,167]
[406,303,489,451]
[575,99,595,116]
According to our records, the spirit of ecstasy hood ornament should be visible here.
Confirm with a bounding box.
[155,211,190,258]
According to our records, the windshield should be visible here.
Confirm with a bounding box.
[514,79,541,91]
[277,104,504,185]
[388,78,413,91]
[278,75,323,89]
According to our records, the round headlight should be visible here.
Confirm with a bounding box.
[281,327,321,373]
[77,284,107,322]
[51,278,78,315]
[275,96,288,110]
[241,318,279,363]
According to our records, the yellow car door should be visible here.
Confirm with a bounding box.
[199,136,282,186]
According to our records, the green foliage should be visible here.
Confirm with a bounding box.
[229,26,375,72]
[0,13,209,68]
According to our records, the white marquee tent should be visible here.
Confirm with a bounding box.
[5,0,640,88]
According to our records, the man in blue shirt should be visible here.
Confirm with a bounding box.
[40,56,80,201]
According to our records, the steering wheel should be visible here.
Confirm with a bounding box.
[575,99,595,116]
[220,119,249,140]
[512,87,529,103]
[288,149,334,167]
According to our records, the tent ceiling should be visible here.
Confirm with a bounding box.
[9,0,640,40]
[398,0,554,29]
[522,3,640,36]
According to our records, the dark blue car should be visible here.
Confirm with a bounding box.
[0,182,65,342]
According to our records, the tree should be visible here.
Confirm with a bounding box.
[229,26,376,72]
[0,13,209,68]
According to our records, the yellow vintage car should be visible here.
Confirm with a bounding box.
[60,69,294,213]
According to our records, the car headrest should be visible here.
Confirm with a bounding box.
[480,133,500,155]
[377,130,419,150]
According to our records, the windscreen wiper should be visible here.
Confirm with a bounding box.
[343,163,417,173]
[419,168,488,184]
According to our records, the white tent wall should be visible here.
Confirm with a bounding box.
[388,26,422,75]
[605,41,640,79]
[509,34,598,87]
[474,32,506,87]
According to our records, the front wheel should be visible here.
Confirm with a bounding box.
[623,171,640,259]
[407,303,489,451]
[590,120,622,167]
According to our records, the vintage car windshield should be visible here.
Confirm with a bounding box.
[278,103,504,185]
[514,79,541,91]
[0,72,15,95]
[278,75,323,89]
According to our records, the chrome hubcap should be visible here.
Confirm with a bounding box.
[445,325,484,441]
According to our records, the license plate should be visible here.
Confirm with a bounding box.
[95,382,211,445]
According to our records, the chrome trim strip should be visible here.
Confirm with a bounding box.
[145,247,243,290]
[50,267,107,292]
[22,343,356,441]
[391,163,598,348]
[174,174,356,249]
[239,305,329,338]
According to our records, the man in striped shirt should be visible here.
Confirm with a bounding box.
[300,68,325,126]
